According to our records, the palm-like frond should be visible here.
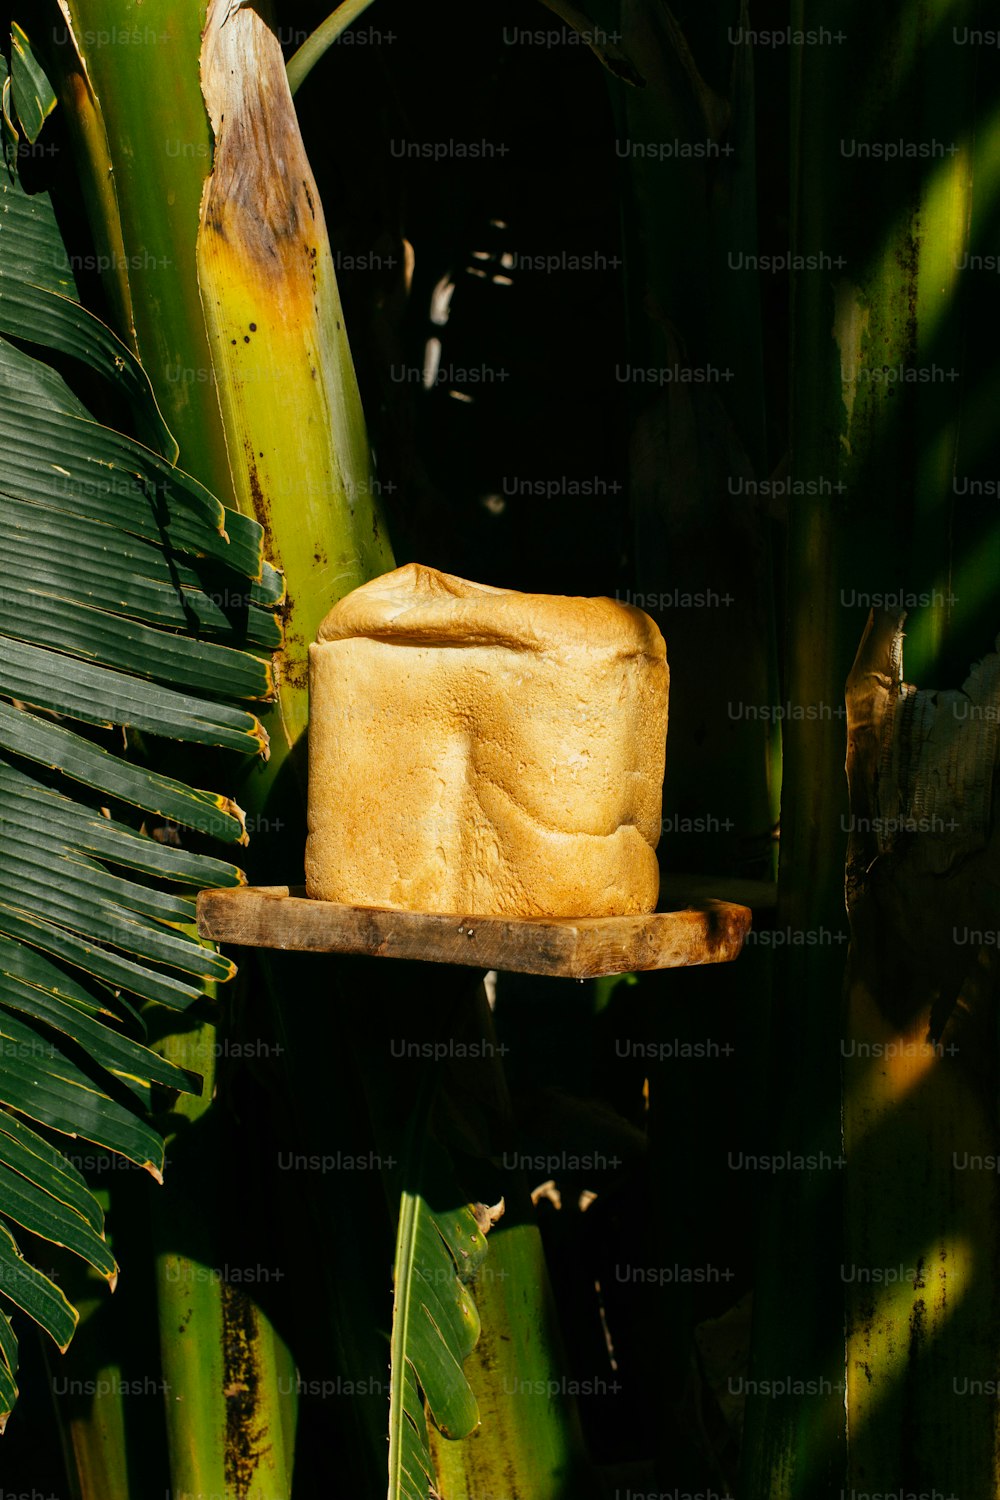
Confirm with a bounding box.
[0,53,280,1427]
[389,1192,491,1499]
[387,1069,501,1500]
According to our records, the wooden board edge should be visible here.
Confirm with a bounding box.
[196,887,752,978]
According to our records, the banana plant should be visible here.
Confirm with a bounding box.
[0,44,279,1447]
[2,1,761,1494]
[7,3,532,1495]
[387,1070,503,1500]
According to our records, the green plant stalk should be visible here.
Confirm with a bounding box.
[192,15,404,1477]
[50,0,233,504]
[44,1164,174,1497]
[43,1205,129,1500]
[181,3,400,1484]
[49,0,394,799]
[286,0,379,96]
[190,17,410,1472]
[196,0,393,768]
[150,1018,297,1500]
[172,5,395,1488]
[429,1219,598,1500]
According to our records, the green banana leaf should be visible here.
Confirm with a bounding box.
[388,1094,497,1500]
[0,46,279,1427]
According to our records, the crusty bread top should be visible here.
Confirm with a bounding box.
[315,562,666,657]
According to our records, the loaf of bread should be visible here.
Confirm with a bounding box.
[305,563,668,917]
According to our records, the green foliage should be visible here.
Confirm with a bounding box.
[388,1093,495,1500]
[0,47,278,1423]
